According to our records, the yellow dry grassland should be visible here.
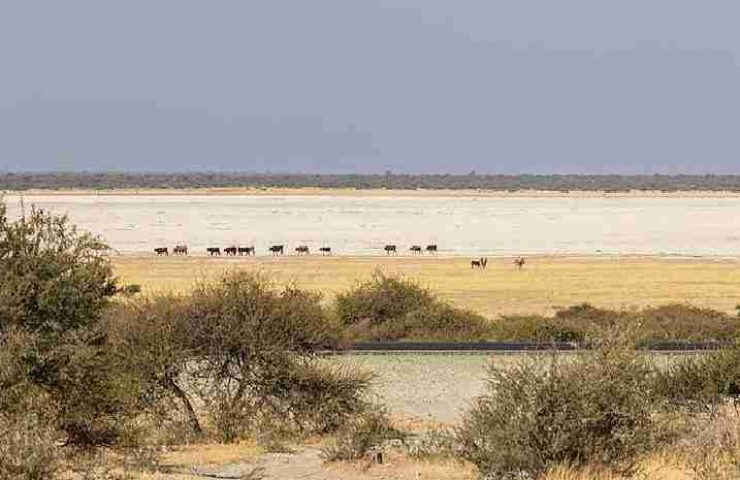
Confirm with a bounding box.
[112,255,740,317]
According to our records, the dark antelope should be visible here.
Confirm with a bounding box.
[426,244,438,254]
[238,246,255,256]
[295,245,310,255]
[154,247,168,256]
[410,245,422,254]
[269,245,284,255]
[173,245,188,255]
[471,257,488,269]
[384,245,397,255]
[319,247,332,256]
[224,246,238,256]
[207,247,221,256]
[514,256,526,270]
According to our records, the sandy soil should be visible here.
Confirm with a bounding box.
[112,254,740,317]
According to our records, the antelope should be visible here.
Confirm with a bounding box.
[173,245,188,255]
[319,247,332,256]
[295,245,310,255]
[514,256,526,270]
[471,257,488,269]
[269,245,284,255]
[154,247,168,256]
[410,245,422,254]
[207,247,221,256]
[224,246,238,256]
[426,244,438,254]
[384,245,397,255]
[238,246,255,256]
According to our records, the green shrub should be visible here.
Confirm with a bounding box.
[335,272,491,341]
[260,359,374,434]
[656,345,740,413]
[639,304,739,341]
[335,272,435,328]
[370,301,491,341]
[458,339,662,478]
[491,315,582,342]
[0,202,136,447]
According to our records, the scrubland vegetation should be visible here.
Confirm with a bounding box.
[5,201,740,479]
[5,172,740,192]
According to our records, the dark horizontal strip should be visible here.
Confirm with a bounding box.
[348,341,726,352]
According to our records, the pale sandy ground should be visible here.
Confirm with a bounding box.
[113,254,740,317]
[12,187,740,198]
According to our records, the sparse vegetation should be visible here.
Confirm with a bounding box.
[8,198,740,478]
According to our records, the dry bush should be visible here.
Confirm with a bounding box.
[321,407,405,462]
[655,345,740,414]
[336,272,491,341]
[458,337,664,479]
[0,393,62,480]
[335,272,436,328]
[678,409,740,480]
[490,303,738,344]
[639,304,739,342]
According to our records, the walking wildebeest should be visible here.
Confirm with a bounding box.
[173,245,188,255]
[471,257,488,269]
[224,246,238,256]
[295,245,310,255]
[384,245,397,255]
[514,256,526,270]
[269,245,284,255]
[154,247,168,256]
[238,246,255,256]
[426,244,437,254]
[207,247,221,256]
[319,247,332,256]
[410,245,422,254]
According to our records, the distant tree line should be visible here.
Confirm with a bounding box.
[3,172,740,192]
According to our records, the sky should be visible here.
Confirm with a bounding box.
[2,1,740,174]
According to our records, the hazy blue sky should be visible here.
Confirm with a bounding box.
[2,1,740,174]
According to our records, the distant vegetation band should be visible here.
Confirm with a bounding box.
[4,172,740,191]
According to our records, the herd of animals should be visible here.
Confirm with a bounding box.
[152,244,527,269]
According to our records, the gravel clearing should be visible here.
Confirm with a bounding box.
[332,354,504,424]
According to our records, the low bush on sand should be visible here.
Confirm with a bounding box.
[458,335,665,479]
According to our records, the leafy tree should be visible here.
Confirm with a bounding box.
[0,200,131,446]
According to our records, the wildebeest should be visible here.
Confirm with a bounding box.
[384,245,397,255]
[471,257,488,269]
[224,246,238,256]
[319,247,332,256]
[269,245,284,255]
[238,246,255,256]
[426,244,438,254]
[409,245,422,254]
[295,245,310,255]
[514,256,526,270]
[207,247,221,256]
[173,245,188,255]
[154,247,168,256]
